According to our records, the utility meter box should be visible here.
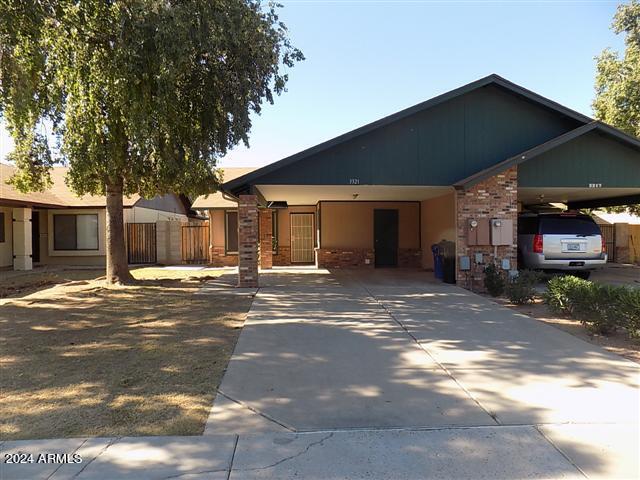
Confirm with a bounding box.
[467,218,490,246]
[490,218,513,246]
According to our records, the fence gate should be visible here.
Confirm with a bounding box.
[182,224,209,263]
[126,223,157,264]
[600,224,615,262]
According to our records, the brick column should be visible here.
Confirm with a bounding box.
[238,195,259,287]
[259,208,273,269]
[456,166,518,291]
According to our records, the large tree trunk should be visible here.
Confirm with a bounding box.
[105,180,133,284]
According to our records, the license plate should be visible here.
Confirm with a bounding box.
[567,243,581,251]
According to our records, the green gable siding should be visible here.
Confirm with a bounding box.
[254,85,581,186]
[519,131,640,188]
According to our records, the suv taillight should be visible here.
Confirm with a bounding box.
[601,236,606,252]
[533,234,543,254]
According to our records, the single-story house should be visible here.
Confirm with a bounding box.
[1,163,193,271]
[194,74,640,288]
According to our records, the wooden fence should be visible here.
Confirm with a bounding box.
[181,223,209,264]
[126,223,157,264]
[630,225,640,265]
[599,224,616,263]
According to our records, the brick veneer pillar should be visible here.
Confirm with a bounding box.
[238,195,259,288]
[456,166,518,291]
[259,208,273,269]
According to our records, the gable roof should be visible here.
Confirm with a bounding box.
[454,121,640,190]
[191,167,257,209]
[1,163,140,208]
[224,74,594,194]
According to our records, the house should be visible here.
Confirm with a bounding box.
[194,74,640,288]
[192,167,256,267]
[0,163,192,271]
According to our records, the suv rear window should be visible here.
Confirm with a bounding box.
[539,216,601,235]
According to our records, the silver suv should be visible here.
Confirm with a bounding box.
[517,213,607,278]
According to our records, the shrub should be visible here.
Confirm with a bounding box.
[573,283,622,335]
[543,275,591,315]
[484,263,505,297]
[619,287,640,339]
[505,270,541,305]
[543,275,640,337]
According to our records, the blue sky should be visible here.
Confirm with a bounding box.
[0,0,625,169]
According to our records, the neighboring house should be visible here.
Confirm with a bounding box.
[193,74,640,288]
[0,164,192,270]
[192,168,257,266]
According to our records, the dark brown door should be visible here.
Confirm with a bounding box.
[31,211,40,263]
[374,209,398,267]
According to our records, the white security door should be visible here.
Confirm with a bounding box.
[290,213,315,263]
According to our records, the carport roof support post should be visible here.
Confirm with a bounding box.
[259,207,273,269]
[238,195,259,288]
[456,166,518,291]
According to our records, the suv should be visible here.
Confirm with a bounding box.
[518,212,607,278]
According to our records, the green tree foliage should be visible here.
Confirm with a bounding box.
[0,0,303,282]
[593,0,640,217]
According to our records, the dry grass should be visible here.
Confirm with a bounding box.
[0,268,250,440]
[0,269,105,299]
[130,267,226,282]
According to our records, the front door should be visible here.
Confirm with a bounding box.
[290,213,315,263]
[374,209,398,267]
[31,211,40,263]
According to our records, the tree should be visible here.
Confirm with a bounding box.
[0,1,303,283]
[593,0,640,217]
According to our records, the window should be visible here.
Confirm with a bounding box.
[0,212,4,243]
[272,210,278,253]
[225,211,238,254]
[54,214,99,250]
[539,216,600,235]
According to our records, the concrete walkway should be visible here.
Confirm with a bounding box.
[3,268,639,479]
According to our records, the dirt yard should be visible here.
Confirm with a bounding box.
[0,267,251,440]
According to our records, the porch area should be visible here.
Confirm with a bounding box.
[230,185,462,287]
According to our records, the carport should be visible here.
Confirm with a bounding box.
[219,74,640,288]
[455,121,640,209]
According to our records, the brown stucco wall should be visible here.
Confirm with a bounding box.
[420,193,456,269]
[208,208,238,266]
[320,202,420,249]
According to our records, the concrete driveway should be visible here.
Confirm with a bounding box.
[590,262,640,286]
[4,267,638,479]
[204,267,639,479]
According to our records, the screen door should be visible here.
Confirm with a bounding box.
[290,213,315,263]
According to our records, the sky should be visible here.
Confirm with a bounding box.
[0,0,626,169]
